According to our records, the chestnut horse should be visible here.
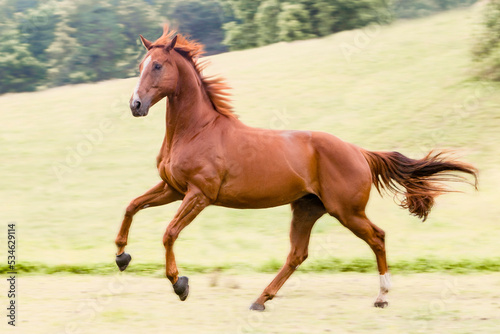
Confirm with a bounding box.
[114,26,477,310]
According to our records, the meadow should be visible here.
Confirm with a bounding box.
[8,273,500,333]
[1,5,500,333]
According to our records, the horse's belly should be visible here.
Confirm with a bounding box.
[214,188,309,209]
[214,164,312,209]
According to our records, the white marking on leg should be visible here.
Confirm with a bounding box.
[380,272,392,292]
[133,55,152,101]
[376,272,391,303]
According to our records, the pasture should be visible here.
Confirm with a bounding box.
[1,5,499,333]
[6,273,500,333]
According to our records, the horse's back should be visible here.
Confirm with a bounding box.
[214,124,371,210]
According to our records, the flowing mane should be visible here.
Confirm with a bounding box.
[150,26,235,118]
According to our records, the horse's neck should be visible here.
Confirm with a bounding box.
[163,59,219,152]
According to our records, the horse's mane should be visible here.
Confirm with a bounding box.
[151,26,235,118]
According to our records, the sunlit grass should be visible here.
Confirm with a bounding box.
[1,257,499,275]
[1,7,499,271]
[5,274,500,333]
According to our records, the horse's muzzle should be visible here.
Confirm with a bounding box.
[130,98,149,117]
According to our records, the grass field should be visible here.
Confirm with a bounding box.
[1,5,500,332]
[2,6,499,270]
[1,273,500,333]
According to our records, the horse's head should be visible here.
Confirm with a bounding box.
[129,33,179,117]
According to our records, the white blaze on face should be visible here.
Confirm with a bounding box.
[133,55,152,101]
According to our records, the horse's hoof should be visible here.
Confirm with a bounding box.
[115,252,132,271]
[173,276,189,301]
[374,301,389,308]
[249,302,265,311]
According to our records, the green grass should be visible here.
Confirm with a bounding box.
[1,7,499,273]
[1,257,499,276]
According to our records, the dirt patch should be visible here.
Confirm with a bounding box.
[2,273,499,333]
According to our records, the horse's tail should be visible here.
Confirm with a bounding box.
[361,150,478,221]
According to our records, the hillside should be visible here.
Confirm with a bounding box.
[1,7,499,272]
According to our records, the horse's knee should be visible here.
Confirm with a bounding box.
[367,225,385,252]
[374,226,385,241]
[125,202,138,217]
[163,227,178,246]
[288,250,308,268]
[366,232,385,254]
[371,240,385,253]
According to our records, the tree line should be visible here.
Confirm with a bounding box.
[0,0,230,93]
[473,0,500,81]
[0,0,485,94]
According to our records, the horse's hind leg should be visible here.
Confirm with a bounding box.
[115,181,183,271]
[337,211,391,308]
[250,194,326,311]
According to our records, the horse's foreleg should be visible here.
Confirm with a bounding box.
[115,181,183,271]
[250,195,326,311]
[162,188,210,301]
[339,212,390,308]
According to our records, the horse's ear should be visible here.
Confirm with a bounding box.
[139,35,152,50]
[165,35,178,52]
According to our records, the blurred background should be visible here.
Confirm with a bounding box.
[1,0,494,93]
[1,0,500,333]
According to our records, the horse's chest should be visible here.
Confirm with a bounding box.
[157,154,194,194]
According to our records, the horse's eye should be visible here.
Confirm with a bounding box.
[154,63,162,70]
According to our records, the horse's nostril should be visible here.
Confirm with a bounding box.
[134,100,141,110]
